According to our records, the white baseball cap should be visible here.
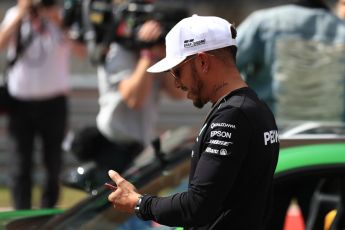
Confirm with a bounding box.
[147,14,236,73]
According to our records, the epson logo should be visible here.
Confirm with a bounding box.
[211,123,236,129]
[210,131,232,139]
[264,130,279,146]
[184,39,206,48]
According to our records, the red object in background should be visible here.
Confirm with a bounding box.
[104,183,117,191]
[151,221,163,227]
[284,203,305,230]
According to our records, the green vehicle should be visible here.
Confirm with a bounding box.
[1,123,345,230]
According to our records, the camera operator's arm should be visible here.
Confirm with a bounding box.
[0,0,32,50]
[118,52,155,110]
[117,20,162,110]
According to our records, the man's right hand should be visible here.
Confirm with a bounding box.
[107,170,141,214]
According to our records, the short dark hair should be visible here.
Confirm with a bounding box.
[229,24,238,60]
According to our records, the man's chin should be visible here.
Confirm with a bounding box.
[187,92,205,108]
[193,100,205,109]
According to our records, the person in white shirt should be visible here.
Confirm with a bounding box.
[0,0,82,209]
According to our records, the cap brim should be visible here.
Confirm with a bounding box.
[147,56,187,73]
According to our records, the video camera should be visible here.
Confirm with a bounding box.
[62,0,188,63]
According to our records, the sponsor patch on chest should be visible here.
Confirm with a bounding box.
[263,130,279,145]
[210,131,232,139]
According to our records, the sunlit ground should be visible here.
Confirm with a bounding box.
[0,186,88,211]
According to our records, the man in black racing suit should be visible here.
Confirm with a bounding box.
[107,15,280,230]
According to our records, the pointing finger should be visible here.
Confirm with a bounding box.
[108,170,125,185]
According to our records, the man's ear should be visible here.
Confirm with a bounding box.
[197,53,210,73]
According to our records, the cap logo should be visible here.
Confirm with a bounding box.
[184,38,206,48]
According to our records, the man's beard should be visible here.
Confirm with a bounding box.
[193,99,204,109]
[190,63,206,109]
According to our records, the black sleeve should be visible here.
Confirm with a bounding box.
[139,108,253,227]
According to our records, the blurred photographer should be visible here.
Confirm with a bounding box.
[92,3,188,183]
[0,0,83,209]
